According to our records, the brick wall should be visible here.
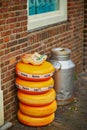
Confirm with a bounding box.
[0,0,84,122]
[84,0,87,71]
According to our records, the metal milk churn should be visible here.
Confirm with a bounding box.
[50,48,75,105]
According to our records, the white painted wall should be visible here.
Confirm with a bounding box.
[0,67,4,126]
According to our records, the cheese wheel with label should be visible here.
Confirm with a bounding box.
[16,61,54,81]
[15,77,54,94]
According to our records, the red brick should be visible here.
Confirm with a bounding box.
[4,25,10,30]
[3,13,9,18]
[0,19,5,25]
[2,1,9,6]
[0,38,3,44]
[1,30,11,37]
[0,13,2,19]
[4,36,10,42]
[15,22,20,27]
[21,21,27,26]
[20,32,28,37]
[13,27,22,33]
[7,40,17,47]
[0,50,5,56]
[5,49,10,54]
[0,44,6,49]
[1,54,12,61]
[9,58,16,64]
[2,67,8,73]
[6,17,17,24]
[18,16,27,21]
[10,24,15,29]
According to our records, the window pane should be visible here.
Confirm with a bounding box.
[29,0,59,16]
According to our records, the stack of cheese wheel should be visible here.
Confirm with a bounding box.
[15,60,57,127]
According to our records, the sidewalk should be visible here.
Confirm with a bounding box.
[8,72,87,130]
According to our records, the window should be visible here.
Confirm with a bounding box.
[29,0,59,15]
[27,0,67,31]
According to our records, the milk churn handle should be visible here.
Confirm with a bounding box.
[54,62,61,72]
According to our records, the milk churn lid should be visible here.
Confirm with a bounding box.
[51,48,71,56]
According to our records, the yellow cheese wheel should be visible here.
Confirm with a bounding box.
[19,100,57,117]
[17,89,56,106]
[18,110,55,127]
[15,77,54,94]
[16,61,54,81]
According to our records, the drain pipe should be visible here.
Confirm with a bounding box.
[0,67,12,129]
[0,67,4,126]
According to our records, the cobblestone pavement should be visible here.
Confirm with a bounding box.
[8,73,87,130]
